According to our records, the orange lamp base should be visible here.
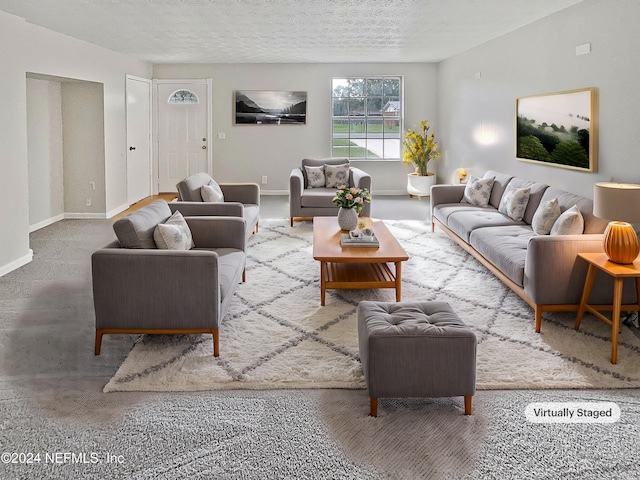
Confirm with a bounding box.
[602,221,640,264]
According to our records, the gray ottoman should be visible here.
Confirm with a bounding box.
[358,301,477,417]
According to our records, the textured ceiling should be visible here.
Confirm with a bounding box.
[0,0,583,64]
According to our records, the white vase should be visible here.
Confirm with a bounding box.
[407,172,435,197]
[337,207,358,231]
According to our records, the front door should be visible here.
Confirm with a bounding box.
[126,75,152,204]
[156,80,210,193]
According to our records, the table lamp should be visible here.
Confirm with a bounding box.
[593,182,640,264]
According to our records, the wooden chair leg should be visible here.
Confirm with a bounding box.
[290,217,294,227]
[535,306,542,333]
[370,397,378,417]
[464,395,472,415]
[213,329,219,357]
[242,269,246,282]
[94,330,103,355]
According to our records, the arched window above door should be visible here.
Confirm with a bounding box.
[168,89,199,104]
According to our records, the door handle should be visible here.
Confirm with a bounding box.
[202,146,207,150]
[129,146,136,150]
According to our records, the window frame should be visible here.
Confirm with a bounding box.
[331,76,403,161]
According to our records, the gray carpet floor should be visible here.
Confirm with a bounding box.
[1,195,639,479]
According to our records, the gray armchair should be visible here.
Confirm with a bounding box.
[92,200,246,357]
[173,172,260,240]
[289,158,371,226]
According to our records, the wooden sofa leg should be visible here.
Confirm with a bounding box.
[370,397,378,417]
[535,306,542,333]
[290,217,294,227]
[94,330,103,355]
[464,396,472,415]
[242,269,246,282]
[431,221,435,232]
[213,329,219,357]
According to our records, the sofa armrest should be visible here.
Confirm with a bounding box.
[351,167,372,191]
[219,183,260,205]
[186,216,246,251]
[92,249,221,330]
[170,201,244,218]
[289,168,304,198]
[431,184,465,207]
[524,234,605,305]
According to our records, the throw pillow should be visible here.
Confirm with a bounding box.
[461,175,495,207]
[531,198,562,235]
[325,163,350,188]
[201,183,224,202]
[153,210,194,250]
[304,165,326,188]
[498,184,531,221]
[550,205,584,235]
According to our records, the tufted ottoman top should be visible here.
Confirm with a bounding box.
[358,301,474,338]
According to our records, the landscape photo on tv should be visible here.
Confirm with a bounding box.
[235,90,307,125]
[516,87,597,172]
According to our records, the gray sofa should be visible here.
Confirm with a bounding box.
[289,158,371,226]
[173,172,260,240]
[92,200,246,357]
[431,170,637,332]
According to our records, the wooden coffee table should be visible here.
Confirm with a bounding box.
[312,217,409,305]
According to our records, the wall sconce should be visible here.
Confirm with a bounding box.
[473,122,497,145]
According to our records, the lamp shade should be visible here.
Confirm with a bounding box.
[593,182,640,223]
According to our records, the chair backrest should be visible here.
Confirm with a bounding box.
[113,200,171,248]
[300,158,350,188]
[176,172,215,201]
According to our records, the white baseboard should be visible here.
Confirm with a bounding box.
[64,212,107,219]
[106,203,129,219]
[260,190,289,196]
[0,249,33,278]
[29,214,65,233]
[259,190,411,196]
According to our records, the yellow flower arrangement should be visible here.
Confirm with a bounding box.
[402,120,441,176]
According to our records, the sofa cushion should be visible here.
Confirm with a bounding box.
[462,175,495,207]
[501,178,548,224]
[531,198,562,235]
[153,210,194,250]
[301,187,339,208]
[470,225,535,287]
[498,184,531,221]
[304,165,326,188]
[540,187,607,234]
[433,203,493,226]
[113,200,172,249]
[483,171,514,209]
[201,180,225,202]
[325,163,350,188]
[551,205,584,235]
[301,158,349,188]
[447,209,522,243]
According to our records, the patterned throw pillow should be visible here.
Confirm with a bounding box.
[461,175,495,207]
[304,165,326,188]
[325,163,350,188]
[201,181,224,202]
[531,198,562,235]
[550,205,584,235]
[498,183,531,221]
[153,210,194,250]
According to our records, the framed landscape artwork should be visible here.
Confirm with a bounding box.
[235,90,307,125]
[516,87,597,172]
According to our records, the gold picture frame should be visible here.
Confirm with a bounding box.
[516,87,598,172]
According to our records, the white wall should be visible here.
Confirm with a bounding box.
[153,63,438,193]
[0,10,151,277]
[437,0,640,198]
[26,77,64,229]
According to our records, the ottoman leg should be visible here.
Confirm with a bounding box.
[464,396,472,415]
[370,397,378,417]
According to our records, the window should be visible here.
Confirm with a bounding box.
[168,89,199,104]
[331,77,402,160]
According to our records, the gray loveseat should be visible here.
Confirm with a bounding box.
[431,170,638,332]
[92,200,246,357]
[173,172,260,240]
[289,158,371,226]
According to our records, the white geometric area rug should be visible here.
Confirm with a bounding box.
[104,220,640,392]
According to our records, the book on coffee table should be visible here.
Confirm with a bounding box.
[340,233,379,248]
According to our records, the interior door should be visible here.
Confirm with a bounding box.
[126,75,152,204]
[156,80,210,193]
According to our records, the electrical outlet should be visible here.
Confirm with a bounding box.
[89,181,95,190]
[85,198,92,207]
[261,176,268,184]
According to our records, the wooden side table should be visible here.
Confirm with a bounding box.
[574,252,640,364]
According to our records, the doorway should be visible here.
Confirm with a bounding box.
[155,79,212,193]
